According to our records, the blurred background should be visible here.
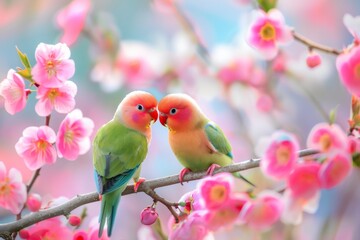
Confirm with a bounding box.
[0,0,360,239]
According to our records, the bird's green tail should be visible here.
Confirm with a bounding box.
[232,172,256,188]
[98,189,122,237]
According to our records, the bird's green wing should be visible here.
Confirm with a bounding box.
[204,121,233,159]
[93,120,148,193]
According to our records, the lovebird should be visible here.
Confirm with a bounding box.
[158,93,254,186]
[93,91,158,237]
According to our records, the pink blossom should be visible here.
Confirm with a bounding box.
[0,69,27,115]
[287,162,321,200]
[73,230,88,240]
[198,172,234,210]
[15,126,57,170]
[24,217,72,239]
[247,9,293,59]
[168,211,211,240]
[261,131,299,180]
[281,189,320,225]
[307,123,348,153]
[56,109,94,160]
[306,53,322,68]
[32,42,75,88]
[35,80,77,116]
[0,161,26,214]
[140,206,158,225]
[26,193,42,212]
[239,191,283,231]
[319,151,352,188]
[178,189,203,214]
[56,0,91,46]
[206,193,249,231]
[336,45,360,97]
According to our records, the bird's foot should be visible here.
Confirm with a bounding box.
[179,168,191,185]
[206,164,221,176]
[134,177,146,192]
[99,194,103,201]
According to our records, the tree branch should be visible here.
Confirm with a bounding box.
[292,30,342,55]
[0,148,318,234]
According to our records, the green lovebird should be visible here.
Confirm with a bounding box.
[93,91,158,237]
[158,93,254,186]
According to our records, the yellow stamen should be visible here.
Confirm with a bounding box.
[46,60,57,77]
[64,129,74,143]
[276,145,290,165]
[36,140,48,150]
[260,22,276,41]
[319,134,332,151]
[0,178,10,195]
[210,185,226,202]
[47,89,60,103]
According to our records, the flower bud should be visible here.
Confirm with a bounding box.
[69,215,82,226]
[26,193,42,212]
[140,206,158,225]
[306,53,321,68]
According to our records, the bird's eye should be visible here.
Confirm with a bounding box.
[137,104,144,111]
[170,108,177,115]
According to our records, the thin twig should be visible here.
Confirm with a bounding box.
[292,31,342,55]
[0,149,318,234]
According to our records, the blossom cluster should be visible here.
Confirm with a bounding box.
[261,123,354,224]
[166,173,283,239]
[0,43,93,217]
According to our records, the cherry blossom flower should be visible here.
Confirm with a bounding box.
[32,42,75,88]
[26,193,42,212]
[239,191,283,231]
[307,123,348,153]
[336,45,360,97]
[247,9,293,59]
[0,69,27,115]
[281,189,320,225]
[15,126,57,170]
[168,211,211,240]
[206,193,249,231]
[318,151,352,188]
[198,173,234,210]
[56,109,94,160]
[261,131,299,180]
[0,161,26,214]
[287,162,321,200]
[177,189,202,214]
[23,217,72,239]
[35,80,77,116]
[56,0,91,46]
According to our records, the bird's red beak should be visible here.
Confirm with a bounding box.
[159,112,168,126]
[148,108,158,123]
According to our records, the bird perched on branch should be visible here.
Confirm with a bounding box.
[158,93,254,186]
[93,91,158,237]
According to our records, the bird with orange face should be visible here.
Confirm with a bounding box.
[158,93,253,186]
[93,91,158,237]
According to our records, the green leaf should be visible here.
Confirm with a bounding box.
[329,106,338,125]
[257,0,278,12]
[16,68,32,79]
[16,46,31,69]
[352,153,360,168]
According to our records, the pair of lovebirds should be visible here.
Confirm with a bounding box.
[93,91,253,237]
